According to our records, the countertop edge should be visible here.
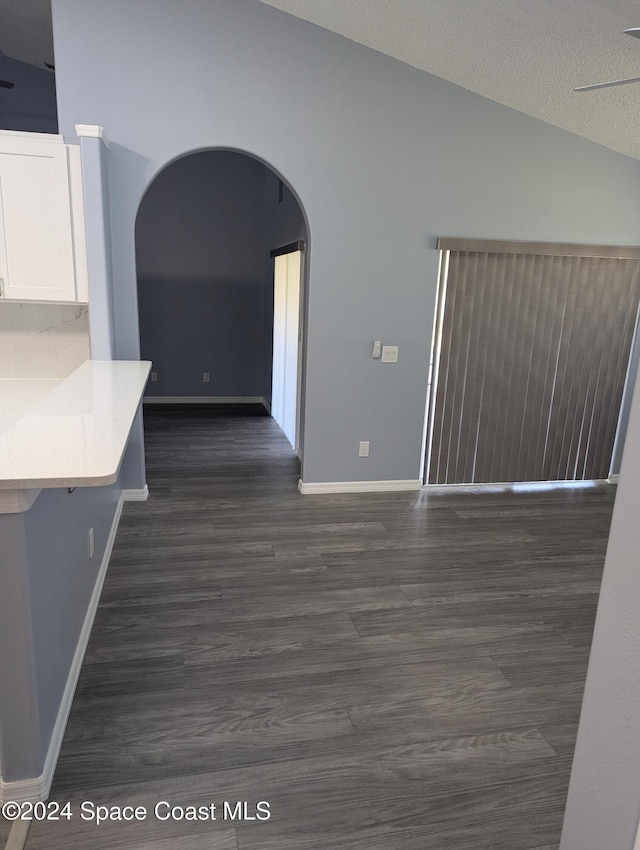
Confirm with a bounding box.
[0,360,151,494]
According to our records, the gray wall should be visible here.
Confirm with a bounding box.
[559,361,640,848]
[0,481,121,781]
[24,483,121,768]
[0,54,57,134]
[0,513,40,781]
[137,150,275,399]
[51,0,640,486]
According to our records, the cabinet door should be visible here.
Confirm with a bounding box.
[0,140,78,302]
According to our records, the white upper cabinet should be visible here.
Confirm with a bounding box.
[0,132,88,304]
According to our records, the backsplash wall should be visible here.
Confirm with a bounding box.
[0,303,90,379]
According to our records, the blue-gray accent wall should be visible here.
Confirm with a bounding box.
[0,54,57,134]
[137,151,273,399]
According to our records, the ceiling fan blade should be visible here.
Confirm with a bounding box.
[574,27,640,90]
[575,74,640,91]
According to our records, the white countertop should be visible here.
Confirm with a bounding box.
[0,360,151,494]
[0,378,63,432]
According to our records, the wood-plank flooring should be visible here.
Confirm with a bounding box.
[19,405,616,849]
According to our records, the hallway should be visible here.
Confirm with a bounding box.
[22,406,615,849]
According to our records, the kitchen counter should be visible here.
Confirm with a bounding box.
[0,360,151,511]
[0,378,63,432]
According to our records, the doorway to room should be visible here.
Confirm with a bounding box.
[270,243,304,452]
[134,149,308,457]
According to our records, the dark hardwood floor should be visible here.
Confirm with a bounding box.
[20,405,616,849]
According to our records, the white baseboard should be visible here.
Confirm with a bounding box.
[298,479,421,495]
[608,474,620,484]
[143,396,264,405]
[0,772,47,807]
[261,397,271,413]
[122,484,149,501]
[0,487,138,804]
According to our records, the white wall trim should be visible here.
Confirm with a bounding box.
[261,397,271,413]
[0,773,46,806]
[122,485,149,501]
[298,479,421,495]
[607,474,620,484]
[74,124,110,148]
[143,396,264,405]
[0,130,62,144]
[0,489,132,804]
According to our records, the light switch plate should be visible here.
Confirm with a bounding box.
[381,345,399,363]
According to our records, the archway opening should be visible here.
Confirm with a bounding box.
[134,148,308,467]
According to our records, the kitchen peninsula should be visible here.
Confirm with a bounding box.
[0,359,150,801]
[0,360,151,510]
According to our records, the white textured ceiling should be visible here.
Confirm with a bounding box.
[0,0,54,69]
[257,0,640,162]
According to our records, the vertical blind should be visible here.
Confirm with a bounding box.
[426,242,640,485]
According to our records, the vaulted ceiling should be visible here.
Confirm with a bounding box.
[257,0,640,162]
[3,0,640,161]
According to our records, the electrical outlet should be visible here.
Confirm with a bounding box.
[88,528,94,559]
[381,345,399,363]
[203,372,210,383]
[359,441,370,457]
[150,371,158,382]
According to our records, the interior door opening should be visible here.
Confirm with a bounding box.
[270,243,304,453]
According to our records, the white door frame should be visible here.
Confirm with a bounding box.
[270,241,305,452]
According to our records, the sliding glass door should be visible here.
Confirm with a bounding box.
[424,240,640,485]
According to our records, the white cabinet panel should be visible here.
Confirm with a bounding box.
[0,134,86,304]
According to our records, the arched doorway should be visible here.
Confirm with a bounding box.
[134,148,308,460]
